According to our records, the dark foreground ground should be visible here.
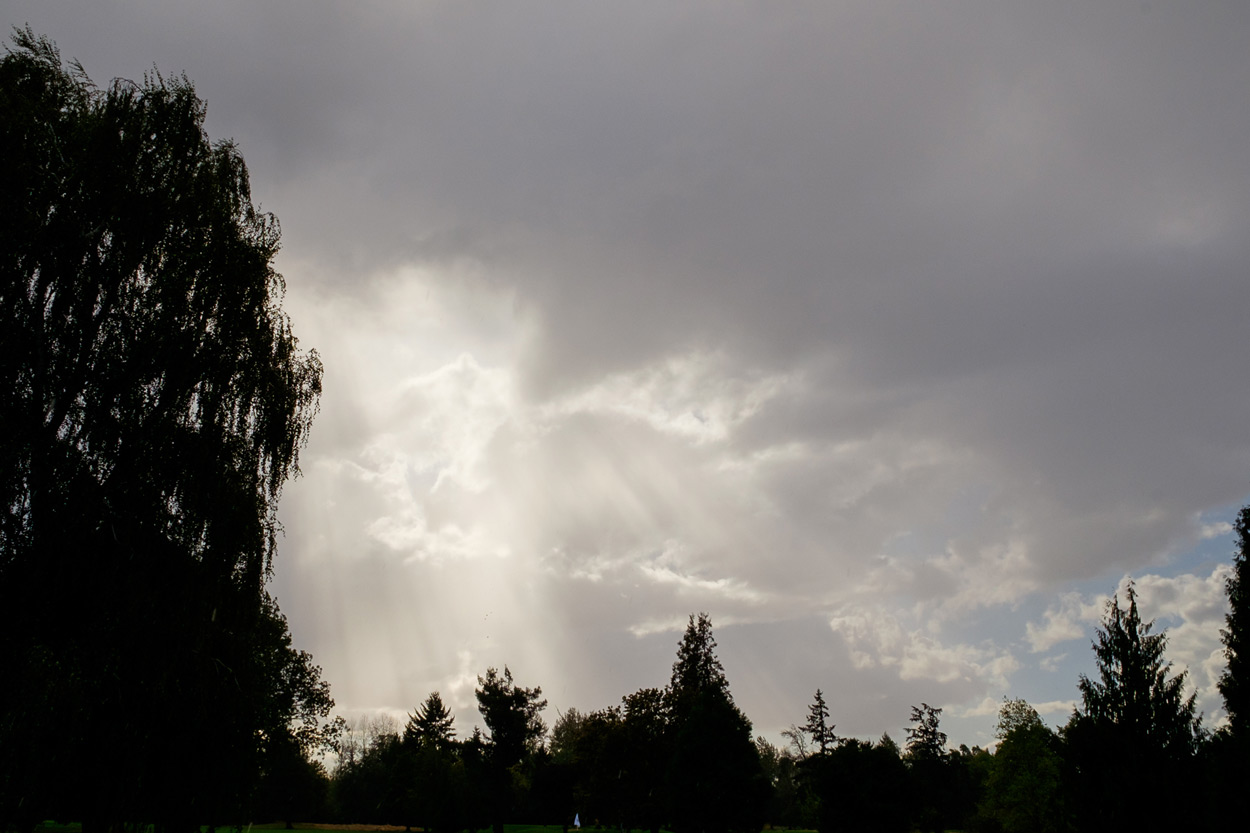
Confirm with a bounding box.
[33,824,817,833]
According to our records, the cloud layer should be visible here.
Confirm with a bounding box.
[9,0,1250,745]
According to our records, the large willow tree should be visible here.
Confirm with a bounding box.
[0,29,328,831]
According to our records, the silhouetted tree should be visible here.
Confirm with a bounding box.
[620,687,670,833]
[401,692,459,832]
[545,708,584,828]
[906,704,951,833]
[406,691,457,749]
[477,666,548,766]
[813,738,909,833]
[755,737,781,823]
[257,731,330,829]
[330,719,405,825]
[455,727,491,832]
[669,611,730,705]
[1220,508,1250,736]
[1205,511,1250,829]
[781,744,814,828]
[906,703,947,762]
[804,688,836,755]
[665,613,767,833]
[757,735,811,828]
[0,29,327,832]
[476,666,547,833]
[782,723,812,760]
[549,707,587,762]
[948,744,993,833]
[980,699,1065,833]
[1063,581,1200,833]
[551,706,625,827]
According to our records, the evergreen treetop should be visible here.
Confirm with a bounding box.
[803,688,835,754]
[670,612,731,704]
[1219,506,1250,738]
[1076,581,1198,753]
[405,691,456,749]
[905,703,947,762]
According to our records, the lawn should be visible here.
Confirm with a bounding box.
[35,822,821,833]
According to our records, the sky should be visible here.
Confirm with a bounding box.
[7,0,1250,750]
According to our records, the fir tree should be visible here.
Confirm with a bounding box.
[405,691,456,749]
[1219,506,1250,737]
[905,703,947,762]
[669,612,730,704]
[1064,580,1200,833]
[803,688,835,754]
[1075,582,1198,752]
[665,613,766,833]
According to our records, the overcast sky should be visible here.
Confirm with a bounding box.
[9,0,1250,749]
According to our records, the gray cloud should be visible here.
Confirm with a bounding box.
[9,0,1249,744]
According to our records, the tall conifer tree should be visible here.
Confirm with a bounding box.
[664,613,766,833]
[1064,581,1199,833]
[1219,506,1250,737]
[804,688,834,754]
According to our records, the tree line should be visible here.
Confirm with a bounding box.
[3,30,1248,833]
[318,614,763,833]
[293,540,1250,833]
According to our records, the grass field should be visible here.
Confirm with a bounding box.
[35,822,815,833]
[33,824,701,833]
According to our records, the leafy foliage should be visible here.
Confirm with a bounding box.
[981,700,1064,833]
[995,697,1045,739]
[477,666,548,766]
[812,739,909,833]
[0,27,321,576]
[754,736,809,828]
[0,28,327,831]
[549,707,625,826]
[619,687,671,833]
[476,666,548,833]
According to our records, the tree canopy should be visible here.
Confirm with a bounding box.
[476,666,548,766]
[475,666,548,833]
[982,700,1063,833]
[0,28,327,832]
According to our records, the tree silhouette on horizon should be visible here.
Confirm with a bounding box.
[1064,581,1200,833]
[665,613,767,833]
[0,28,329,832]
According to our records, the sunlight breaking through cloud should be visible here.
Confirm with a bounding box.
[30,0,1249,747]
